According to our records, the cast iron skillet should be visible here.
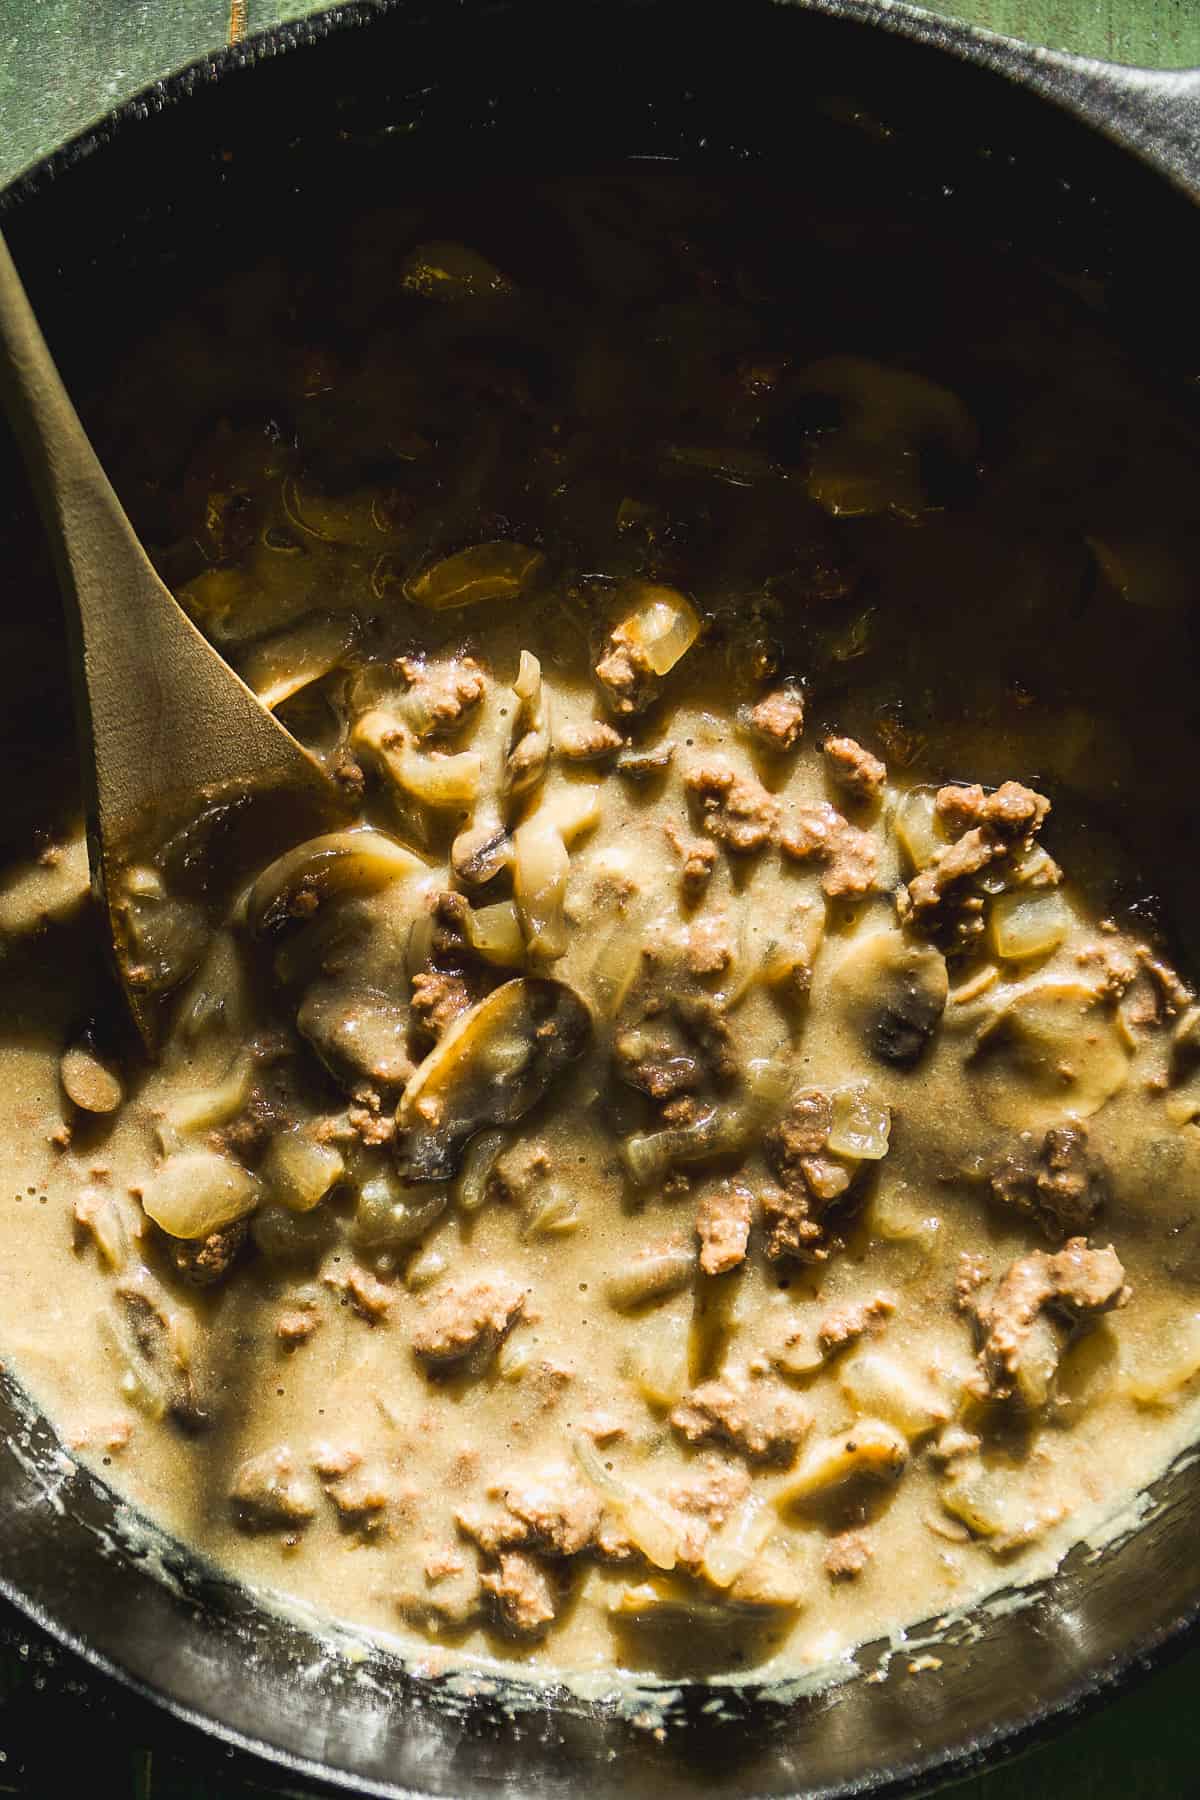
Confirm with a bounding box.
[1,2,1199,1794]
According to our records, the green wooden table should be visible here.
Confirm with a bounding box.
[0,1,1198,1793]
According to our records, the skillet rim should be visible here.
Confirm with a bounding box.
[1,2,1199,1793]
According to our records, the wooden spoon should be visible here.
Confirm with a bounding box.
[0,229,342,1051]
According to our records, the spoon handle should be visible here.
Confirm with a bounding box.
[0,230,341,1050]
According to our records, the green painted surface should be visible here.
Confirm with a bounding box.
[0,0,1197,1793]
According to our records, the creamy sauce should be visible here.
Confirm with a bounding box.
[1,174,1199,1684]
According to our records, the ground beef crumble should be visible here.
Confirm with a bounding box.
[162,1219,249,1288]
[824,1529,873,1580]
[816,1293,896,1354]
[664,821,718,901]
[959,1238,1130,1401]
[696,1180,753,1275]
[557,719,624,761]
[595,627,656,715]
[780,802,877,897]
[670,1372,810,1464]
[482,1551,558,1637]
[412,1275,526,1367]
[987,1125,1107,1240]
[904,779,1052,948]
[411,968,476,1041]
[685,758,780,853]
[396,653,487,737]
[744,684,805,752]
[822,736,887,801]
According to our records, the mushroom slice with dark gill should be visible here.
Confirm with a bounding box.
[395,977,592,1181]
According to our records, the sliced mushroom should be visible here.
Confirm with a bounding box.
[247,830,430,935]
[832,924,949,1068]
[60,1044,123,1115]
[405,542,544,611]
[971,978,1131,1130]
[237,611,360,709]
[793,356,978,519]
[395,977,592,1180]
[298,981,414,1091]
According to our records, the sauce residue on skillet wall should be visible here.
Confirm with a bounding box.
[2,172,1200,1681]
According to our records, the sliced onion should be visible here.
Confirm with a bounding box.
[574,1436,680,1570]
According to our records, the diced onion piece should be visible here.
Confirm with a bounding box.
[621,584,702,676]
[141,1149,262,1240]
[771,1314,825,1378]
[238,611,359,709]
[989,889,1070,962]
[75,1188,130,1271]
[939,1462,1061,1548]
[590,915,649,1016]
[498,1334,534,1381]
[625,1310,691,1407]
[536,783,602,844]
[826,1086,892,1161]
[777,1419,907,1507]
[608,1578,734,1624]
[405,541,544,610]
[262,1129,344,1214]
[605,1246,695,1312]
[392,745,483,808]
[1165,1077,1200,1129]
[574,1436,680,1570]
[895,789,944,871]
[118,882,209,996]
[60,1045,123,1114]
[622,1107,743,1186]
[839,1348,951,1438]
[523,1184,581,1236]
[97,1310,168,1419]
[465,900,526,966]
[743,1051,796,1124]
[867,1188,942,1257]
[405,1244,449,1291]
[1013,1315,1063,1410]
[354,1173,447,1248]
[1123,1313,1200,1406]
[700,1496,774,1589]
[513,648,541,702]
[456,1128,509,1212]
[353,709,482,808]
[163,1051,255,1137]
[511,784,600,957]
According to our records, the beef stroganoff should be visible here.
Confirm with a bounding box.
[2,173,1200,1679]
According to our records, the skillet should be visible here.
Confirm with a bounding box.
[1,3,1199,1794]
